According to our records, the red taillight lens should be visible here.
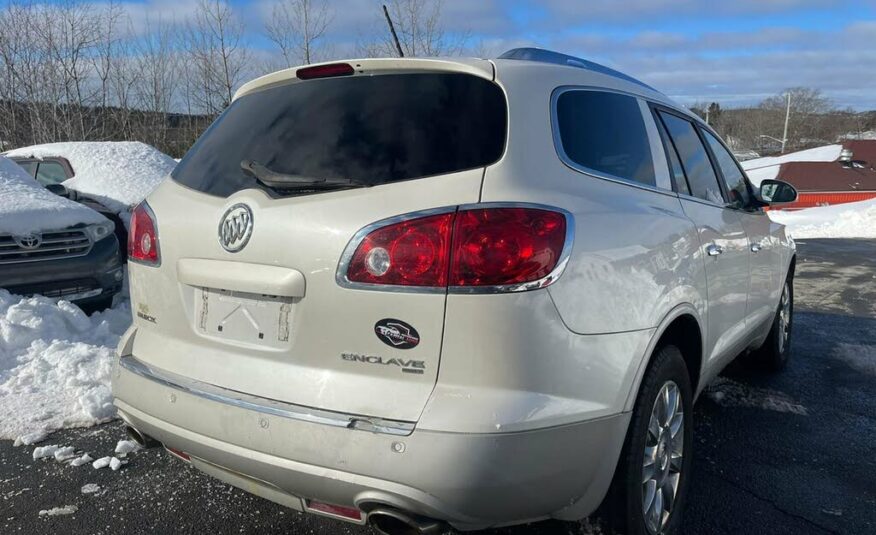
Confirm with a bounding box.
[346,213,453,287]
[128,202,160,266]
[342,206,569,290]
[450,208,566,287]
[296,62,354,80]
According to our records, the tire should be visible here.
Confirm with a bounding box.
[754,276,793,372]
[601,345,693,535]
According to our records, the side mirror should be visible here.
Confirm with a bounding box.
[758,179,798,205]
[45,183,70,197]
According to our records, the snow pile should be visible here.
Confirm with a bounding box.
[741,144,843,186]
[769,198,876,239]
[706,377,808,415]
[4,141,175,214]
[0,155,106,235]
[38,505,78,516]
[0,290,132,441]
[842,130,876,141]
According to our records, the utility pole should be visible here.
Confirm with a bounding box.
[780,91,791,154]
[382,4,404,58]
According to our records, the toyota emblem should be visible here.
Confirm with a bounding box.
[218,204,253,252]
[14,234,42,250]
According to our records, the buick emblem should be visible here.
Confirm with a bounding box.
[14,234,42,250]
[218,203,253,252]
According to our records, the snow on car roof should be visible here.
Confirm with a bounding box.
[741,144,843,186]
[5,141,175,213]
[0,156,106,235]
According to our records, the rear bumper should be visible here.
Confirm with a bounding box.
[1,235,123,303]
[113,354,630,530]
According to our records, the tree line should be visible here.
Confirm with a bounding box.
[0,0,463,157]
[1,0,872,158]
[690,88,875,155]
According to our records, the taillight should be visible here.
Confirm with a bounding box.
[340,205,571,292]
[128,202,161,266]
[345,213,453,287]
[450,208,567,287]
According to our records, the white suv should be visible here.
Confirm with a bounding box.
[113,48,798,535]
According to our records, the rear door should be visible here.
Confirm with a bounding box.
[128,62,506,423]
[655,109,750,366]
[701,130,781,332]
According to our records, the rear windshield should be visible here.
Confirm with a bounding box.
[172,72,507,197]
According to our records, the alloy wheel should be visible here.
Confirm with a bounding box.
[642,380,684,534]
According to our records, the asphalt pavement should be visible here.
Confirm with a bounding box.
[1,239,874,535]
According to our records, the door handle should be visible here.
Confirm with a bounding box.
[706,244,724,256]
[751,243,762,253]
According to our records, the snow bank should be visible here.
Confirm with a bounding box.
[0,290,132,441]
[0,156,106,235]
[769,198,876,239]
[4,142,175,214]
[741,144,842,186]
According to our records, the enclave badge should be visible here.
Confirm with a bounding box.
[374,319,420,349]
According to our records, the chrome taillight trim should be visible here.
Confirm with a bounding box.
[334,202,575,294]
[335,206,457,294]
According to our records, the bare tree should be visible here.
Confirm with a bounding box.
[184,0,250,115]
[265,0,333,67]
[133,17,180,147]
[361,0,465,58]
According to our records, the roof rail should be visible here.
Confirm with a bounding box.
[497,48,656,92]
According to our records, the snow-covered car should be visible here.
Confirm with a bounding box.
[0,156,123,311]
[4,141,176,258]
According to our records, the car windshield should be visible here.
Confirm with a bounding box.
[172,72,508,198]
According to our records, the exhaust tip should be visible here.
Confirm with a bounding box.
[125,425,160,448]
[367,507,446,535]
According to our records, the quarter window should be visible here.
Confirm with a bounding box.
[555,90,656,187]
[658,112,724,204]
[703,130,752,209]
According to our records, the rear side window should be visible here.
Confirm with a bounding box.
[658,112,724,204]
[555,90,655,187]
[35,161,69,186]
[172,73,507,197]
[15,160,37,178]
[702,130,752,209]
[654,115,690,196]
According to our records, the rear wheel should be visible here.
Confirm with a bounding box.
[754,277,793,372]
[602,345,692,535]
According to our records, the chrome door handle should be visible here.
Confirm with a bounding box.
[706,244,724,256]
[751,243,762,253]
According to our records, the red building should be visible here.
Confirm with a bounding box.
[768,140,876,210]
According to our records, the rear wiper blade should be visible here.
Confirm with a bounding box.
[240,159,367,189]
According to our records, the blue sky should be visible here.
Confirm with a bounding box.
[109,0,876,109]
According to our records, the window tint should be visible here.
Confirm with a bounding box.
[172,73,507,198]
[556,91,655,186]
[16,160,37,178]
[35,161,69,186]
[658,112,724,204]
[654,113,689,196]
[703,130,752,209]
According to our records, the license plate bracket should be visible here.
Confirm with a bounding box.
[195,287,293,348]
